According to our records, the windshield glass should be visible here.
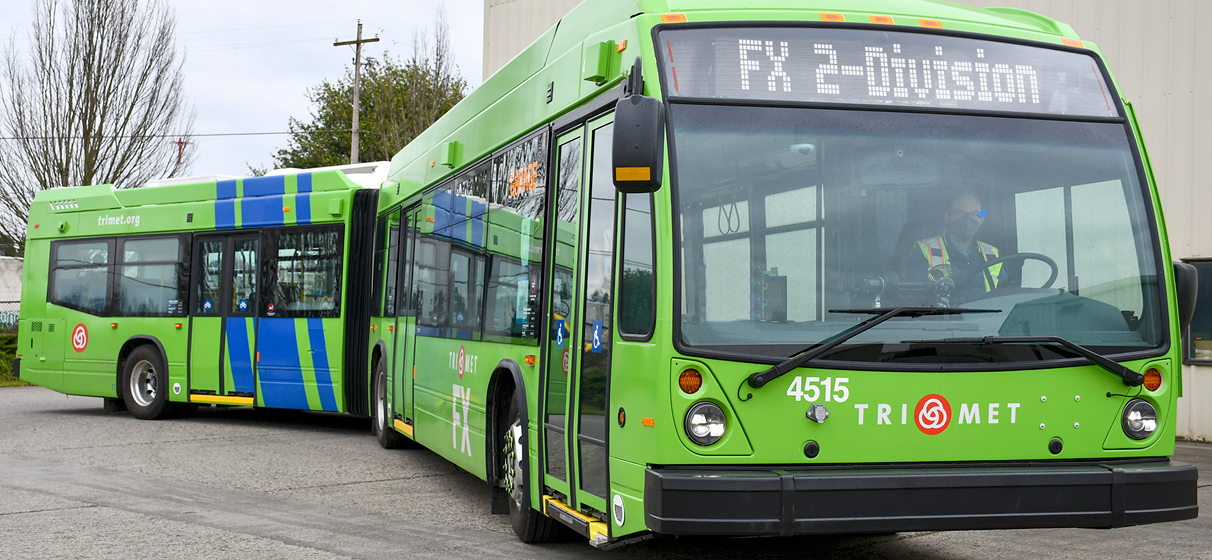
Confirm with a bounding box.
[671,104,1164,364]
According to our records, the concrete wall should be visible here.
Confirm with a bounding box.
[482,0,1212,439]
[0,257,21,302]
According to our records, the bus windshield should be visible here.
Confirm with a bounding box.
[671,104,1164,365]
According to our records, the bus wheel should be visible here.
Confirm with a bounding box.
[121,346,171,420]
[373,358,406,449]
[505,391,566,542]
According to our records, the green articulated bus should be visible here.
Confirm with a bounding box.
[17,0,1201,548]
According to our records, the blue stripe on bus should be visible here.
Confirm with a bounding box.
[226,317,256,393]
[215,199,236,229]
[307,318,337,412]
[296,193,311,224]
[256,318,309,410]
[297,173,313,193]
[242,174,286,197]
[217,179,238,199]
[240,195,285,227]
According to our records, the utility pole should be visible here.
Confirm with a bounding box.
[334,21,379,164]
[174,137,192,165]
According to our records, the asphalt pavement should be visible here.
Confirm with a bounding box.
[0,385,1208,559]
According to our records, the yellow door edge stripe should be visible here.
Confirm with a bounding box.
[393,419,414,437]
[190,395,254,406]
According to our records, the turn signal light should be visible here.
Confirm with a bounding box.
[524,354,536,366]
[679,369,703,394]
[1143,369,1163,391]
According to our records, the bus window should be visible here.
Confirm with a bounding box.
[118,236,187,316]
[194,240,224,315]
[618,193,655,338]
[267,228,343,317]
[50,239,112,314]
[413,238,448,328]
[450,250,484,332]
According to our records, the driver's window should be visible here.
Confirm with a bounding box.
[1016,181,1144,318]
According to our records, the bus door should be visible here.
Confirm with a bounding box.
[393,207,421,430]
[189,234,260,405]
[567,115,616,513]
[541,126,586,501]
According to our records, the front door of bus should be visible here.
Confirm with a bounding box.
[541,114,615,513]
[189,234,259,404]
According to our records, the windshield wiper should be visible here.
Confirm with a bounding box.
[906,336,1145,386]
[742,307,1001,396]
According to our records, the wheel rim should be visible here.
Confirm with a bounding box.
[503,419,524,503]
[129,360,156,408]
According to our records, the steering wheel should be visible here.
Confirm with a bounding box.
[956,252,1059,290]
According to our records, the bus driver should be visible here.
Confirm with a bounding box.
[906,191,1004,303]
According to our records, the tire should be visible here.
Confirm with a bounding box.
[372,358,407,449]
[121,346,171,420]
[505,389,567,543]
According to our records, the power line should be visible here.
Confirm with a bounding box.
[0,129,411,141]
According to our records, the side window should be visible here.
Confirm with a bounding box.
[50,239,113,315]
[618,194,655,338]
[371,215,388,317]
[413,236,449,328]
[483,130,548,340]
[266,228,343,317]
[118,236,188,316]
[194,239,224,315]
[1185,259,1212,363]
[449,250,485,331]
[383,211,401,316]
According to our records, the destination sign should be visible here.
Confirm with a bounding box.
[659,27,1117,118]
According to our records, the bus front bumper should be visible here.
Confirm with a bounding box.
[644,459,1198,535]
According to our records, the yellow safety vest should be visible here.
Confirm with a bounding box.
[916,236,1002,291]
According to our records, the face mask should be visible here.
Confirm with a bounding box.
[949,215,980,241]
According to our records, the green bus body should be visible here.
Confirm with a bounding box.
[18,0,1198,547]
[19,171,377,414]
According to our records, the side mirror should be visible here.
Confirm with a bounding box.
[1174,261,1198,334]
[613,57,665,193]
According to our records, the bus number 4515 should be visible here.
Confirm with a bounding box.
[787,376,850,403]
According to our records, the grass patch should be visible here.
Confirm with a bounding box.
[0,333,28,387]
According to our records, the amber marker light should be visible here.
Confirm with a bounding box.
[283,206,291,212]
[616,40,627,53]
[110,323,118,329]
[524,354,536,366]
[919,18,943,28]
[820,12,845,22]
[1143,369,1163,392]
[661,13,687,23]
[174,323,182,329]
[870,15,894,25]
[1062,38,1084,48]
[679,369,703,394]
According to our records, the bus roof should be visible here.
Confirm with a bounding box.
[383,0,1085,204]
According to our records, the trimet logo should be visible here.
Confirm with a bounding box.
[915,394,951,435]
[448,345,478,379]
[71,323,88,353]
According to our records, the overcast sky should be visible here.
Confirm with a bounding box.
[0,0,485,178]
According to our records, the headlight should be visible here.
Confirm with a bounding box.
[1121,399,1158,440]
[684,401,726,446]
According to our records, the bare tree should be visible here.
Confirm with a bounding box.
[0,0,196,249]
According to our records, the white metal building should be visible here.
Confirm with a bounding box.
[482,0,1212,440]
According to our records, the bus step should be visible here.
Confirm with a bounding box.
[542,495,608,545]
